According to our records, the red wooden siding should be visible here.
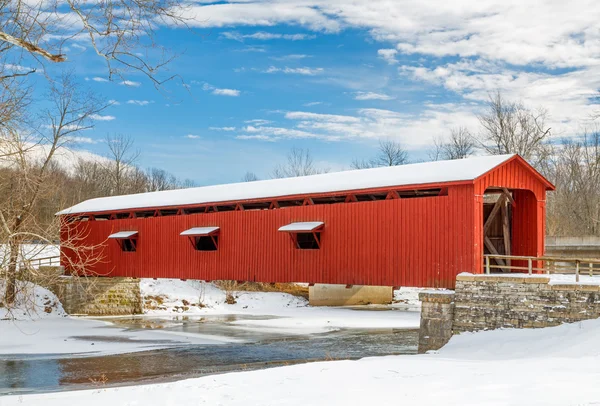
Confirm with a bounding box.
[474,156,551,273]
[61,155,553,289]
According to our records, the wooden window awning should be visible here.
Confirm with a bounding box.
[278,222,324,232]
[180,227,220,236]
[108,231,138,239]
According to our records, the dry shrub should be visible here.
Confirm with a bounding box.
[213,280,309,300]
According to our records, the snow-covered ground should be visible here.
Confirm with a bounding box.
[5,317,600,405]
[0,281,64,321]
[0,316,242,357]
[0,281,242,356]
[140,279,421,334]
[0,279,421,357]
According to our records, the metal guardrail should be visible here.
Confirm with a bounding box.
[485,254,600,282]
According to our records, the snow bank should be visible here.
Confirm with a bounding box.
[0,281,64,320]
[141,278,307,315]
[7,318,600,405]
[0,316,241,357]
[392,287,451,310]
[140,279,420,334]
[440,317,600,360]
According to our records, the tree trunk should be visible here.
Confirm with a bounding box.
[4,215,23,305]
[4,238,20,305]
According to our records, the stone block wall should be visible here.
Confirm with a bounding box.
[453,274,600,333]
[50,277,142,316]
[418,292,455,353]
[418,274,600,352]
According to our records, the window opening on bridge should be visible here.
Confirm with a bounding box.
[278,222,324,250]
[181,227,220,251]
[108,231,138,252]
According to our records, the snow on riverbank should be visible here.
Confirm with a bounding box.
[0,316,242,357]
[1,279,420,357]
[6,318,600,405]
[140,279,421,333]
[0,281,241,356]
[0,281,64,321]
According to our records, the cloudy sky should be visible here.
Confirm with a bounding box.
[39,0,600,184]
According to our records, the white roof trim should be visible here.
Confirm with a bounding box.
[108,231,138,239]
[278,222,324,232]
[58,154,516,215]
[180,226,220,236]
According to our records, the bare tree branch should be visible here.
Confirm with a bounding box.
[0,31,65,62]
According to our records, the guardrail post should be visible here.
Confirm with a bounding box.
[486,256,490,274]
[576,261,580,283]
[528,258,532,275]
[590,262,594,277]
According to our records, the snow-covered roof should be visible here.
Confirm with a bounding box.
[108,231,138,239]
[58,154,517,215]
[180,227,220,236]
[278,222,324,232]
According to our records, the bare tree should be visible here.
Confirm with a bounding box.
[430,127,476,161]
[242,172,259,182]
[0,74,106,305]
[0,0,187,87]
[0,0,190,311]
[146,167,177,192]
[545,128,600,236]
[477,91,551,164]
[105,134,141,195]
[272,147,328,178]
[351,139,408,169]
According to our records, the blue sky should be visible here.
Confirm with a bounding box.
[27,1,600,185]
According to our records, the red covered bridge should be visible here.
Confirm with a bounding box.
[59,154,554,289]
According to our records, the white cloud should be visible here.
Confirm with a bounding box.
[89,114,116,121]
[71,43,86,51]
[245,119,272,125]
[212,88,241,96]
[183,3,340,32]
[66,136,99,144]
[236,134,278,141]
[177,0,600,141]
[92,77,108,82]
[237,125,322,141]
[354,92,395,101]
[285,111,360,123]
[265,66,324,75]
[271,54,311,61]
[222,31,316,41]
[120,80,141,87]
[377,49,398,65]
[127,100,153,106]
[184,134,201,139]
[201,82,241,97]
[108,99,120,105]
[209,126,236,131]
[303,101,323,106]
[236,46,267,53]
[232,106,480,146]
[4,64,34,73]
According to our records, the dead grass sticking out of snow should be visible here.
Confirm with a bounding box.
[214,281,309,300]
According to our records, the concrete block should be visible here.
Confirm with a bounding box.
[308,284,392,306]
